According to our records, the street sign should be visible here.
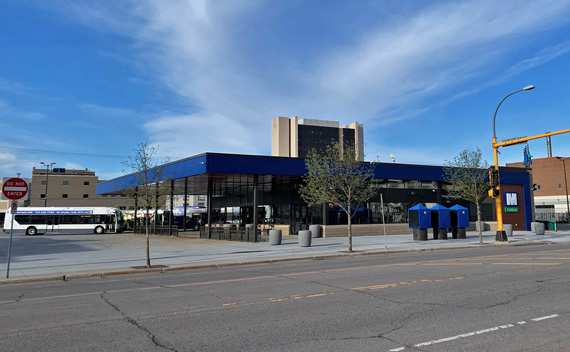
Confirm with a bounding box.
[10,200,18,214]
[2,177,29,200]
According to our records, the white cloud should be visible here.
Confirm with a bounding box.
[143,113,258,158]
[48,0,570,163]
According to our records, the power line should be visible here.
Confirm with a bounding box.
[0,146,174,159]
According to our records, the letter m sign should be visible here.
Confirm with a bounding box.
[504,192,519,212]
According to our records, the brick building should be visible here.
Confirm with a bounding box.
[507,156,570,221]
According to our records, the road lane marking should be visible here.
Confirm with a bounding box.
[491,263,561,266]
[531,314,559,321]
[420,263,483,266]
[386,314,559,351]
[415,324,514,347]
[306,293,327,298]
[261,276,465,305]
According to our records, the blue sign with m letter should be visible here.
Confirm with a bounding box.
[504,192,519,212]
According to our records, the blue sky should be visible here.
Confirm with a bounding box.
[1,0,570,180]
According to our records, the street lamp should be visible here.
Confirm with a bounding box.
[556,157,570,223]
[40,162,55,207]
[491,85,535,242]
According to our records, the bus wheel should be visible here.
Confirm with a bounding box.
[95,226,105,234]
[26,227,37,236]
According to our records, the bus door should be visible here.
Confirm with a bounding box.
[108,214,117,233]
[47,215,59,233]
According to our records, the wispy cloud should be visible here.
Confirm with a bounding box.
[504,41,570,77]
[47,0,570,161]
[0,100,45,122]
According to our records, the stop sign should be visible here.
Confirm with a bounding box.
[2,177,29,200]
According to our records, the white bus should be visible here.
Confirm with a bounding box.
[3,207,125,236]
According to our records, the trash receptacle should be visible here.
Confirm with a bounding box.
[298,230,311,247]
[549,221,557,232]
[408,204,431,241]
[430,204,450,240]
[309,224,321,238]
[503,224,513,237]
[269,229,282,245]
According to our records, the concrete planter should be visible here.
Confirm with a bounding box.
[269,229,282,245]
[535,223,545,235]
[503,224,513,237]
[476,221,486,232]
[309,225,321,238]
[298,230,312,247]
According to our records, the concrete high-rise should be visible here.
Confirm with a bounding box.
[271,116,364,161]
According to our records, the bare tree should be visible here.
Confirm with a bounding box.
[122,143,170,268]
[299,142,377,252]
[443,147,490,244]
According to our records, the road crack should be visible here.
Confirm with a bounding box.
[0,293,24,307]
[100,292,179,352]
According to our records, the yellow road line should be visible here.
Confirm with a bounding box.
[492,263,561,266]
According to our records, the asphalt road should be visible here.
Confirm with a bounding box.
[1,243,569,351]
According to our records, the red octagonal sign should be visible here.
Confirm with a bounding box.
[2,177,29,200]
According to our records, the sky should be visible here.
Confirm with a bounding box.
[1,0,570,181]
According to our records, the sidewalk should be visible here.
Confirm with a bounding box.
[1,227,570,284]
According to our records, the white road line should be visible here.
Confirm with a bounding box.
[531,314,559,321]
[387,314,558,352]
[414,324,514,347]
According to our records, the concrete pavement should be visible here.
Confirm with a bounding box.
[2,225,570,284]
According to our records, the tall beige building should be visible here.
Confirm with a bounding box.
[271,116,364,161]
[29,167,132,209]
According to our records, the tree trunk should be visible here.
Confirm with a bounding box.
[347,206,353,253]
[476,202,483,245]
[145,210,151,268]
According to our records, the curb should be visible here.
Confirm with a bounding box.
[0,239,557,286]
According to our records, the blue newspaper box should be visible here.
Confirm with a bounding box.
[450,204,469,239]
[408,204,431,229]
[408,204,431,241]
[430,204,450,240]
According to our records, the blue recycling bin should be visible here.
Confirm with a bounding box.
[408,204,431,241]
[430,204,450,240]
[450,205,469,239]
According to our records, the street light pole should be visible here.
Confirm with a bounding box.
[557,157,570,223]
[40,162,55,207]
[492,85,535,242]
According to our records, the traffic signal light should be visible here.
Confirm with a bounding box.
[488,167,499,188]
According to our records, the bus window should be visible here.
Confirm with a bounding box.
[31,215,48,224]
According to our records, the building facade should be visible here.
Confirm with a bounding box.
[98,152,533,235]
[30,167,132,209]
[507,156,570,221]
[271,116,364,161]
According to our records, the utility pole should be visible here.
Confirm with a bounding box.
[40,162,55,207]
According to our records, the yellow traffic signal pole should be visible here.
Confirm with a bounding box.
[492,86,535,242]
[492,128,570,241]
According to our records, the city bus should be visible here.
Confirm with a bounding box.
[3,207,125,236]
